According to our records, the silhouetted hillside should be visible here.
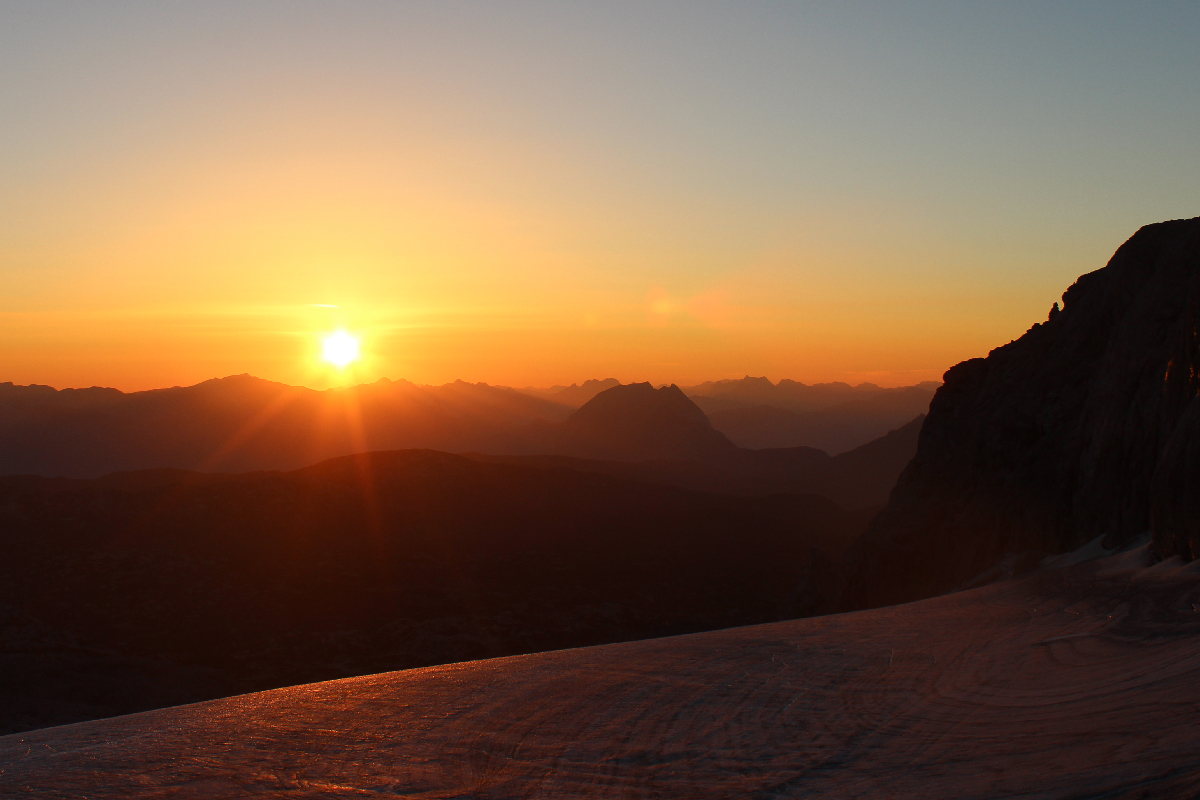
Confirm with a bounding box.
[0,450,860,735]
[0,375,572,478]
[848,217,1200,608]
[471,414,924,512]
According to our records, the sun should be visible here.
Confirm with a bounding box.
[322,330,360,368]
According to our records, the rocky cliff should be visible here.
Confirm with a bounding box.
[850,216,1200,608]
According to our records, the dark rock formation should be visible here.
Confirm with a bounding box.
[850,217,1200,608]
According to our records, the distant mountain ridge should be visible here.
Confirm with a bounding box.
[0,375,573,477]
[519,378,621,408]
[704,385,936,454]
[680,375,940,414]
[2,373,938,476]
[680,377,937,453]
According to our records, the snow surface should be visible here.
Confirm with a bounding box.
[4,546,1200,798]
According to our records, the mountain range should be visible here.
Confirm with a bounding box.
[1,374,933,478]
[6,218,1200,796]
[0,376,571,477]
[0,376,922,514]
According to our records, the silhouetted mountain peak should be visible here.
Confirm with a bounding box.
[570,382,707,427]
[562,382,734,460]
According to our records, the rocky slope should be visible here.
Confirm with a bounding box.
[850,217,1200,608]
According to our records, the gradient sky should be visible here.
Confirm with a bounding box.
[3,2,1199,391]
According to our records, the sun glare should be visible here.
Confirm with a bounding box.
[322,331,360,368]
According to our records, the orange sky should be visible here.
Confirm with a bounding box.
[3,4,1198,391]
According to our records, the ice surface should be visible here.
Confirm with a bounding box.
[4,551,1200,798]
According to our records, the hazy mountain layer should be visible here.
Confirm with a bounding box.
[0,374,923,476]
[849,216,1200,608]
[703,385,935,454]
[682,375,940,414]
[517,378,621,407]
[0,449,860,735]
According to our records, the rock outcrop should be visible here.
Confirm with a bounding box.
[850,217,1200,608]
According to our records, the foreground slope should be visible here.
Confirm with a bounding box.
[5,548,1199,798]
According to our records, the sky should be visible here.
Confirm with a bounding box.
[3,1,1199,391]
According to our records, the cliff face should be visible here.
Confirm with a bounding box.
[851,217,1200,608]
